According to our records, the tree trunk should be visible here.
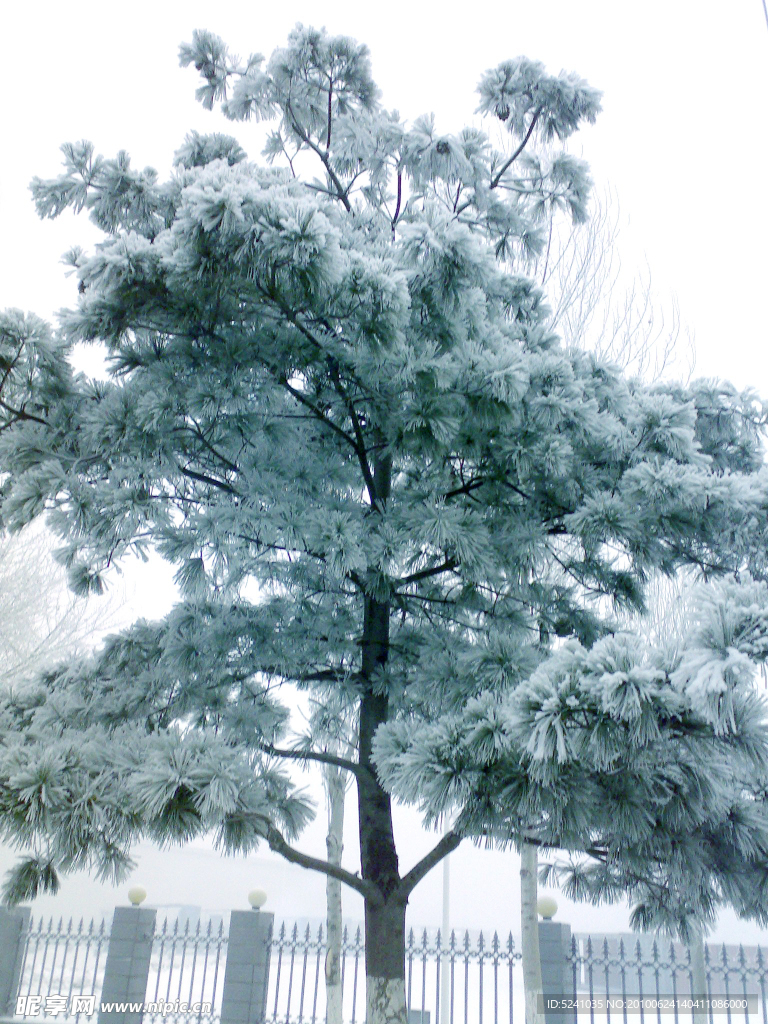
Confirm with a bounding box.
[364,894,409,1024]
[357,453,407,1024]
[357,654,408,1024]
[688,923,708,1024]
[358,596,408,1024]
[520,843,545,1024]
[325,764,346,1024]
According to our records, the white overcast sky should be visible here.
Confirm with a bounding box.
[2,0,768,941]
[4,0,768,387]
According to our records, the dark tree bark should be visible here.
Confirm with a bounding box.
[355,451,410,1024]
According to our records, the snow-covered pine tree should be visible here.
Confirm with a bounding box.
[2,25,768,1024]
[376,573,768,940]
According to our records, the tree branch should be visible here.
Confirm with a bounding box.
[264,822,378,900]
[391,171,402,238]
[260,742,370,780]
[398,558,458,587]
[490,107,544,190]
[285,102,352,213]
[455,106,544,217]
[399,830,462,895]
[328,360,376,503]
[326,80,333,154]
[0,339,26,394]
[184,419,240,475]
[244,288,373,465]
[176,464,240,496]
[0,397,49,428]
[443,478,486,501]
[280,379,359,451]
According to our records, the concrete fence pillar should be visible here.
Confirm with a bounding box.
[539,919,575,1024]
[97,906,157,1024]
[0,906,31,1015]
[220,909,274,1024]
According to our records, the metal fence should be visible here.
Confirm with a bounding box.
[11,914,768,1024]
[268,925,768,1024]
[570,934,768,1024]
[12,914,226,1023]
[144,917,227,1023]
[267,923,524,1024]
[15,917,111,1017]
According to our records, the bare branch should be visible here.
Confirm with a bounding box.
[264,822,379,900]
[260,742,370,780]
[532,189,695,384]
[0,522,125,688]
[399,830,462,895]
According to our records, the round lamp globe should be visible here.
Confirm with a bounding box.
[248,889,268,910]
[128,886,147,907]
[537,896,558,920]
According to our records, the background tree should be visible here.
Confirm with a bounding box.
[532,188,695,382]
[2,25,768,1024]
[301,693,357,1024]
[0,520,125,896]
[0,522,122,689]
